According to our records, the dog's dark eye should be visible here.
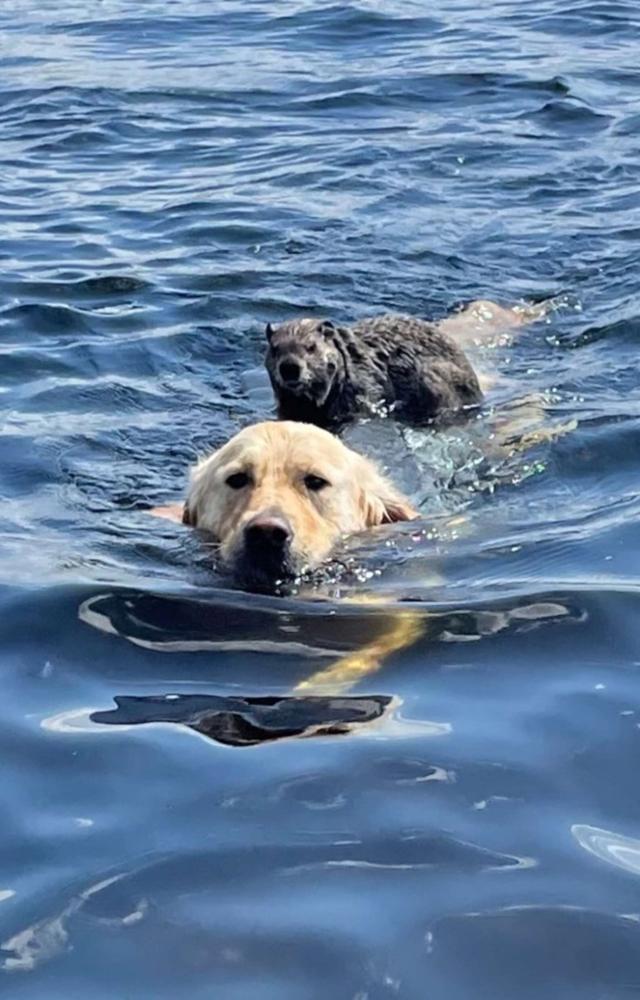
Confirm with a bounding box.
[306,343,317,355]
[226,471,251,489]
[304,474,330,492]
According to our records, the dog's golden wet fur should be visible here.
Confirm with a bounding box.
[155,421,417,591]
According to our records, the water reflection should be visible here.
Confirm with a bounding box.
[43,693,451,746]
[1,873,131,973]
[79,588,577,655]
[91,692,393,746]
[78,591,346,658]
[572,824,640,876]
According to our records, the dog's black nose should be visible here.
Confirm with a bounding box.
[279,360,301,384]
[244,513,292,551]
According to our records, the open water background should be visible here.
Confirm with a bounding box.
[1,1,640,996]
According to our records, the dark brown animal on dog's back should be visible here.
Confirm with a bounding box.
[265,314,482,431]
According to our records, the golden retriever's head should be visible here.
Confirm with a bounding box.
[184,421,418,591]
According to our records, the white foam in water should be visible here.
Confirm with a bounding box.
[343,418,486,515]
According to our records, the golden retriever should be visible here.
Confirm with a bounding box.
[154,420,417,591]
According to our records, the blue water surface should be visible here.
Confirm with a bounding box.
[1,1,640,997]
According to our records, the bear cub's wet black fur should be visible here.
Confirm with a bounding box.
[265,313,482,431]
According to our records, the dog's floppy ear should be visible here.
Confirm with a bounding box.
[357,458,419,526]
[182,445,227,536]
[266,322,275,343]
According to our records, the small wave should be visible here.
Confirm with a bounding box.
[0,302,94,335]
[572,824,640,876]
[519,99,613,132]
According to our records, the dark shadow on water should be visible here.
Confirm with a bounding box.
[91,692,393,746]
